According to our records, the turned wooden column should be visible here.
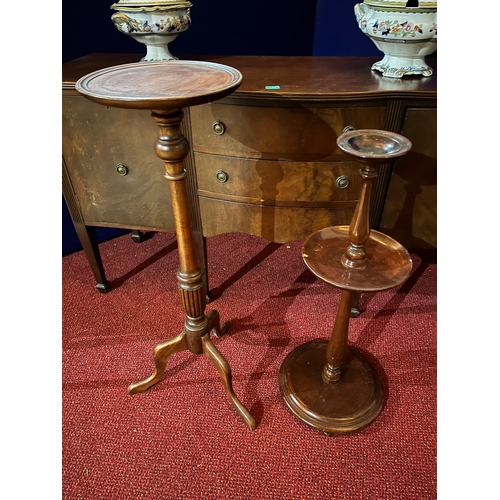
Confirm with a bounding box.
[341,161,378,270]
[279,129,413,435]
[323,152,381,382]
[152,109,208,354]
[322,290,354,384]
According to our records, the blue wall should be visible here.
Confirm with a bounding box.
[63,0,320,64]
[312,1,381,56]
[62,0,402,255]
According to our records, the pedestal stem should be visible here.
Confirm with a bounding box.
[130,108,256,429]
[152,109,198,275]
[152,109,206,352]
[341,163,378,270]
[322,290,354,383]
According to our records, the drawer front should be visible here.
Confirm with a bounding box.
[199,197,355,243]
[190,103,386,160]
[195,152,363,206]
[62,96,175,230]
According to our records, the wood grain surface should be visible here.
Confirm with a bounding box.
[76,60,242,110]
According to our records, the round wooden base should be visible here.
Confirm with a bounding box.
[279,340,384,435]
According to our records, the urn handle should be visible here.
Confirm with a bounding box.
[354,3,367,25]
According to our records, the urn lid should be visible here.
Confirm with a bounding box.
[363,0,437,8]
[111,0,192,8]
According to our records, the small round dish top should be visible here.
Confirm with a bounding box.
[76,60,242,110]
[337,129,412,160]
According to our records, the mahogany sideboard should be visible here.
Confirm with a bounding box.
[62,53,437,291]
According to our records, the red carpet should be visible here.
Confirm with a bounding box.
[62,231,437,499]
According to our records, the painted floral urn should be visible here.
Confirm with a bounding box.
[354,0,437,78]
[110,1,192,61]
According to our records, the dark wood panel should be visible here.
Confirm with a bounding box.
[379,108,437,249]
[62,96,176,231]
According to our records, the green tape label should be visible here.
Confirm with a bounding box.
[265,85,280,90]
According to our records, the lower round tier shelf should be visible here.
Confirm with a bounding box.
[279,340,384,435]
[302,226,412,292]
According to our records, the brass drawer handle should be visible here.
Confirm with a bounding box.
[216,169,229,183]
[335,175,350,189]
[212,121,226,135]
[342,125,356,134]
[116,163,129,176]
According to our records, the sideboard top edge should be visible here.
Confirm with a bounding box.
[63,53,437,98]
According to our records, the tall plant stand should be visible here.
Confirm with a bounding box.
[76,60,256,430]
[279,129,413,435]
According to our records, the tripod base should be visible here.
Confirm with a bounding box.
[128,310,257,430]
[279,340,384,435]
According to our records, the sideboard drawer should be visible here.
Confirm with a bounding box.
[194,152,363,204]
[62,96,175,230]
[190,103,386,160]
[199,197,355,242]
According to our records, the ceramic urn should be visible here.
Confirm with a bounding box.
[354,0,437,78]
[110,0,193,61]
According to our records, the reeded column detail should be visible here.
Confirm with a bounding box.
[177,269,207,320]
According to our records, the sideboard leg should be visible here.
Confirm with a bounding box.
[350,291,361,318]
[63,162,110,293]
[73,222,110,293]
[131,230,144,243]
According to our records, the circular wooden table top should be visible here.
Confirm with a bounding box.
[302,226,412,292]
[76,60,242,110]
